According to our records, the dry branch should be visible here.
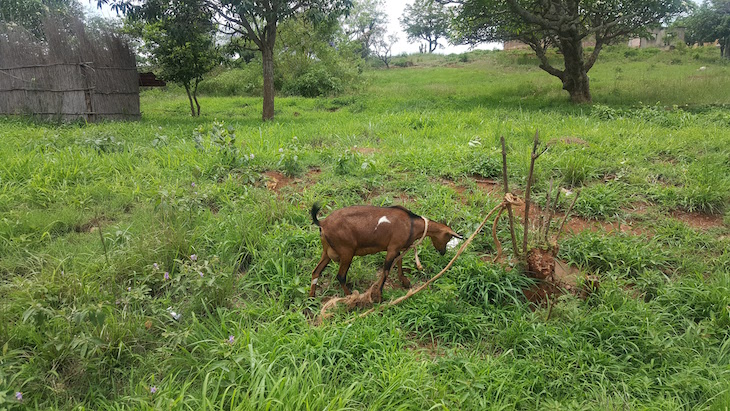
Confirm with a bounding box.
[501,136,520,258]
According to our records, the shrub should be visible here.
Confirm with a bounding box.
[281,65,343,98]
[197,66,262,96]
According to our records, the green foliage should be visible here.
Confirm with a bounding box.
[464,151,502,179]
[0,0,84,38]
[1,49,730,410]
[282,65,344,97]
[127,0,219,116]
[193,120,257,182]
[571,182,627,219]
[277,137,303,177]
[197,66,262,96]
[399,0,451,53]
[450,0,688,101]
[207,0,352,120]
[275,14,364,97]
[343,0,389,59]
[680,0,730,59]
[560,231,671,278]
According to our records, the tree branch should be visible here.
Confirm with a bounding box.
[524,36,564,79]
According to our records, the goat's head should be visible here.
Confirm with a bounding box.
[428,222,463,255]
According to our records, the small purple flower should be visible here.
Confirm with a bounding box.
[228,335,235,344]
[15,392,22,401]
[153,263,159,270]
[190,254,197,262]
[191,182,196,188]
[279,148,284,153]
[164,272,170,280]
[199,271,204,278]
[150,386,157,394]
[249,153,255,160]
[127,287,131,291]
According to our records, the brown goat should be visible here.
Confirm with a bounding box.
[309,204,462,302]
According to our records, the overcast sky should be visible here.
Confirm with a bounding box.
[86,0,501,55]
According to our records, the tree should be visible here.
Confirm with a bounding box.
[343,0,388,58]
[400,0,451,53]
[275,13,364,96]
[1,0,84,37]
[207,0,351,120]
[451,0,687,103]
[682,0,730,58]
[373,32,398,68]
[101,0,351,121]
[128,0,219,116]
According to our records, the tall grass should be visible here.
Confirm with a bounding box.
[1,46,729,410]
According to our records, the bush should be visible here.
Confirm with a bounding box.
[197,66,262,96]
[281,65,343,98]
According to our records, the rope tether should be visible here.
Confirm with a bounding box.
[318,193,523,324]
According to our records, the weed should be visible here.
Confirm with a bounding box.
[277,137,303,177]
[193,120,257,182]
[83,132,125,153]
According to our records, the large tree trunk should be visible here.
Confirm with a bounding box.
[261,45,275,121]
[560,36,592,104]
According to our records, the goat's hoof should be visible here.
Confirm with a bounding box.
[401,278,411,289]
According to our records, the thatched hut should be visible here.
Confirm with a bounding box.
[0,17,140,122]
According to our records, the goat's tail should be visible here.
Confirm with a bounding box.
[310,203,321,227]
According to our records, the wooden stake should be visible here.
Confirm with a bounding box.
[501,136,519,257]
[523,131,547,255]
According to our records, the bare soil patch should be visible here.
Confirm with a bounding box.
[562,215,651,237]
[353,146,379,155]
[671,210,725,230]
[263,168,322,192]
[263,171,293,192]
[523,259,598,306]
[473,178,503,195]
[74,216,114,233]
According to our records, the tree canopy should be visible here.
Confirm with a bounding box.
[343,0,388,58]
[127,0,219,116]
[100,0,352,120]
[452,0,687,102]
[682,0,730,58]
[1,0,84,37]
[400,0,451,53]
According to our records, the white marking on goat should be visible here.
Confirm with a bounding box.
[375,216,391,230]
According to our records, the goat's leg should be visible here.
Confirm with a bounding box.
[397,258,411,289]
[372,249,400,303]
[335,253,354,296]
[309,251,331,298]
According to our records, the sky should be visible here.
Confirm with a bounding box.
[86,1,501,55]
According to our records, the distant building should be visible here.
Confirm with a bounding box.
[503,40,531,51]
[628,27,686,49]
[503,37,596,51]
[503,28,686,51]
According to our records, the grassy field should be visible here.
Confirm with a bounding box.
[1,45,730,410]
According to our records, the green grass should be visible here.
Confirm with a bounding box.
[1,46,729,410]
